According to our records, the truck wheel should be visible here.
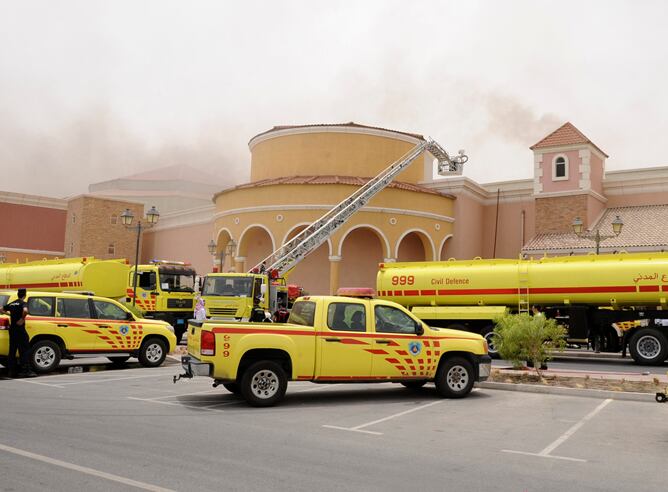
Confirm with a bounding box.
[435,356,474,398]
[480,326,500,359]
[629,328,668,365]
[401,380,428,390]
[656,393,667,403]
[240,361,287,407]
[30,340,61,373]
[223,382,240,394]
[138,338,167,367]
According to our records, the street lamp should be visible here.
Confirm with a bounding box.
[121,206,160,305]
[208,238,237,272]
[572,215,624,254]
[0,252,6,264]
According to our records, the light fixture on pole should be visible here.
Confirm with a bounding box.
[121,206,160,305]
[208,238,237,272]
[0,252,6,264]
[572,215,624,254]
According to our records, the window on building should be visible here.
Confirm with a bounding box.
[71,213,76,224]
[108,243,115,255]
[69,243,74,254]
[552,155,568,181]
[110,215,118,225]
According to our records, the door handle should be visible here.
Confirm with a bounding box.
[57,324,68,327]
[98,325,111,329]
[324,337,342,342]
[376,340,391,345]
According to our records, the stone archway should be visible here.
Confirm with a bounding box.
[395,229,435,262]
[338,226,387,291]
[282,224,332,295]
[439,234,453,260]
[237,224,276,273]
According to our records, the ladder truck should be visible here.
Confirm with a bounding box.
[200,137,468,320]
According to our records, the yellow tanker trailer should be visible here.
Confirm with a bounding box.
[377,252,668,365]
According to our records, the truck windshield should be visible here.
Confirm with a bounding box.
[202,276,253,297]
[0,294,9,306]
[159,273,195,292]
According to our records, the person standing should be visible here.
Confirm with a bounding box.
[1,288,36,378]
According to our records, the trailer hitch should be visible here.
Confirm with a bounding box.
[173,372,192,384]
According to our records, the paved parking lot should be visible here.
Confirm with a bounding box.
[1,360,667,491]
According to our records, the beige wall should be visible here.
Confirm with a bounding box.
[142,221,213,275]
[250,131,425,184]
[482,198,535,258]
[447,193,484,259]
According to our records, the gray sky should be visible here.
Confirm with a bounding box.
[1,0,667,197]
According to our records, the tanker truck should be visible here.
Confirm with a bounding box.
[0,257,196,342]
[376,252,668,365]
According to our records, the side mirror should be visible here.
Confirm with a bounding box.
[415,321,424,336]
[126,311,135,321]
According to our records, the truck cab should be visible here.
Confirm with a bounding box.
[201,273,288,320]
[129,262,196,341]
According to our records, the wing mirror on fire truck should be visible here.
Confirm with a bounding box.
[415,321,424,336]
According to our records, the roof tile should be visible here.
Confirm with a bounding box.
[530,122,608,157]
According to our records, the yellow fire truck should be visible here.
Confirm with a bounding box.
[376,252,668,365]
[0,257,196,342]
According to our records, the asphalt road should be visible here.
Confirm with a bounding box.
[1,359,667,492]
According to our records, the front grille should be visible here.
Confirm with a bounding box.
[167,298,193,309]
[209,308,238,316]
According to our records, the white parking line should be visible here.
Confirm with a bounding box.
[323,399,445,436]
[0,442,174,492]
[502,398,613,462]
[127,396,241,412]
[59,373,170,386]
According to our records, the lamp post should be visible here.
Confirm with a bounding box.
[121,206,160,305]
[0,252,6,264]
[572,215,624,254]
[208,239,237,272]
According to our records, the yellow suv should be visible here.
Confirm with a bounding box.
[1,291,177,373]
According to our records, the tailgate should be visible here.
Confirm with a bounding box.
[187,320,203,356]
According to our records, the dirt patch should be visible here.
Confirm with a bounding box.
[489,369,666,394]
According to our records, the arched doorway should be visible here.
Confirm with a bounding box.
[282,224,331,295]
[395,229,434,262]
[439,235,453,260]
[237,225,275,272]
[339,226,388,291]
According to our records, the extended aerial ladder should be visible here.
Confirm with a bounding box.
[250,137,468,278]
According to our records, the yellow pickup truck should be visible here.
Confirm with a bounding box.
[1,291,177,373]
[177,295,490,406]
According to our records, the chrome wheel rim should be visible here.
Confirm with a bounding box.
[484,332,498,354]
[145,343,163,363]
[34,346,56,369]
[637,335,661,360]
[446,365,469,391]
[250,369,279,399]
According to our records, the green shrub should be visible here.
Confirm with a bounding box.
[492,313,567,372]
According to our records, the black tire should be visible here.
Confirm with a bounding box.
[434,356,475,398]
[629,328,668,365]
[401,380,428,390]
[138,338,167,367]
[30,340,62,373]
[240,360,288,407]
[107,356,130,366]
[223,382,241,394]
[480,325,500,359]
[656,393,667,403]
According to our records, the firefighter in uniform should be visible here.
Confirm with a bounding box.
[1,288,36,378]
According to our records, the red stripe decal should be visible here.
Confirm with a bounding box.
[639,285,659,292]
[83,330,102,334]
[385,358,400,364]
[365,349,388,355]
[340,338,368,345]
[393,290,402,296]
[404,290,419,296]
[420,290,436,296]
[396,350,409,356]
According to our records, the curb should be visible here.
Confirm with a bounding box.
[478,381,656,403]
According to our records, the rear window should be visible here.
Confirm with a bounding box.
[27,296,56,317]
[288,301,316,327]
[57,298,92,319]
